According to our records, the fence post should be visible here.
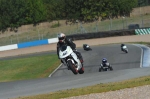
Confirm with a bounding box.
[10,38,12,44]
[17,34,19,43]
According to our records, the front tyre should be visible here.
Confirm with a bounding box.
[99,67,102,72]
[68,60,78,75]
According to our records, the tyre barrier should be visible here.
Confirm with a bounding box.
[67,29,135,40]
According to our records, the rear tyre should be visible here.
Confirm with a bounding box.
[123,49,128,53]
[89,48,92,50]
[68,60,78,75]
[110,67,113,71]
[78,66,84,74]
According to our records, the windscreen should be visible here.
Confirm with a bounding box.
[60,45,67,51]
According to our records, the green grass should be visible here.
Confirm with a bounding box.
[0,54,60,82]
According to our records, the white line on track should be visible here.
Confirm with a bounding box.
[48,63,62,77]
[132,44,143,68]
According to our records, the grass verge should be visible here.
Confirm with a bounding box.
[0,54,60,82]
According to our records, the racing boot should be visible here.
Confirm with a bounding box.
[78,52,83,63]
[75,51,83,63]
[79,54,83,63]
[73,49,83,63]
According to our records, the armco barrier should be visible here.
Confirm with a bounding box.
[0,28,145,52]
[18,39,49,49]
[48,38,58,44]
[0,44,18,51]
[0,38,58,51]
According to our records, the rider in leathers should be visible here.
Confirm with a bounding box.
[121,44,126,51]
[100,58,110,67]
[57,33,83,64]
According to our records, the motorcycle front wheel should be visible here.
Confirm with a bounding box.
[99,67,102,72]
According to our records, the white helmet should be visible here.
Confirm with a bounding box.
[57,33,66,43]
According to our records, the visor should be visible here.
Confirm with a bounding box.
[59,37,65,40]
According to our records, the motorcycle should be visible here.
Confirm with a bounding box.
[83,44,92,51]
[99,63,113,72]
[121,45,128,53]
[59,45,84,74]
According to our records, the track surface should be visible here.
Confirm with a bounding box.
[0,44,145,99]
[52,44,141,77]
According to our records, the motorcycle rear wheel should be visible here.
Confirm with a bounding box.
[78,66,84,74]
[68,60,78,74]
[110,67,113,71]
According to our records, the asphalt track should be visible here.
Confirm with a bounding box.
[0,44,150,99]
[51,44,141,77]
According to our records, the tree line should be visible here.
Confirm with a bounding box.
[0,0,147,31]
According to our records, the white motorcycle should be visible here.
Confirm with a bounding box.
[59,45,84,74]
[121,45,128,53]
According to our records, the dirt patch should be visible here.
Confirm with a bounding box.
[130,6,150,16]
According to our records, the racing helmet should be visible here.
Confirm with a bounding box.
[102,58,107,64]
[57,33,66,43]
[121,44,125,47]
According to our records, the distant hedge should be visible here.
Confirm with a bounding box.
[0,0,138,31]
